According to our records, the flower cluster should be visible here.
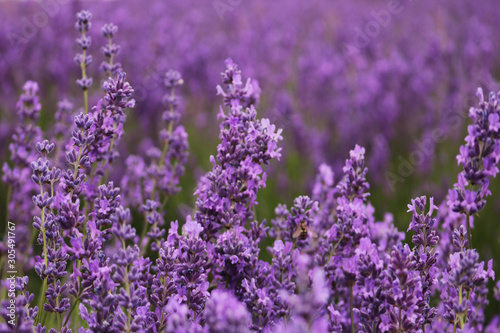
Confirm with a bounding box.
[194,58,283,241]
[452,89,500,209]
[407,196,440,326]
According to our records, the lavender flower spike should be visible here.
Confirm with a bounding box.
[407,196,440,327]
[448,88,500,246]
[75,10,93,113]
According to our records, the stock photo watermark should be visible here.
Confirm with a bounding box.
[340,0,413,60]
[5,221,17,326]
[384,96,477,190]
[212,0,243,20]
[133,64,165,102]
[7,0,70,51]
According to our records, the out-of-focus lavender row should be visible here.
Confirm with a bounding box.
[0,0,499,197]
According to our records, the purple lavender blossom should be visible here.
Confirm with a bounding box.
[78,256,127,332]
[213,226,255,293]
[265,240,296,323]
[203,289,251,333]
[440,249,495,331]
[0,277,37,331]
[173,218,210,313]
[353,238,388,333]
[194,59,282,241]
[271,196,318,248]
[75,10,93,95]
[383,244,424,332]
[448,88,500,246]
[275,255,330,333]
[337,144,370,201]
[407,196,439,326]
[311,163,337,233]
[100,23,122,76]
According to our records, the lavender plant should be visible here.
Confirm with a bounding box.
[0,6,499,333]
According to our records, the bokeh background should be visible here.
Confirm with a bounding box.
[1,0,500,318]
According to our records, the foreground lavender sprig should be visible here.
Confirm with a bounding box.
[194,58,282,241]
[448,88,500,247]
[352,238,388,332]
[337,145,370,201]
[24,67,135,328]
[62,74,134,328]
[148,219,209,330]
[0,277,37,330]
[90,72,135,167]
[275,255,330,332]
[440,249,494,332]
[407,196,439,328]
[437,88,500,332]
[31,140,68,326]
[204,289,251,333]
[385,244,424,332]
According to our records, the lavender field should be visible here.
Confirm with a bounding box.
[1,0,500,332]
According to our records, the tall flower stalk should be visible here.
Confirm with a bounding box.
[75,10,93,115]
[137,70,188,253]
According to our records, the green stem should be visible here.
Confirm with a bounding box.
[466,213,472,249]
[64,261,83,328]
[69,147,84,199]
[35,279,48,324]
[83,90,88,115]
[149,121,173,199]
[80,31,89,115]
[398,306,402,333]
[40,185,48,269]
[57,313,62,330]
[34,181,50,325]
[63,297,79,327]
[124,269,132,331]
[102,136,115,184]
[458,285,465,329]
[350,284,355,333]
[107,36,114,76]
